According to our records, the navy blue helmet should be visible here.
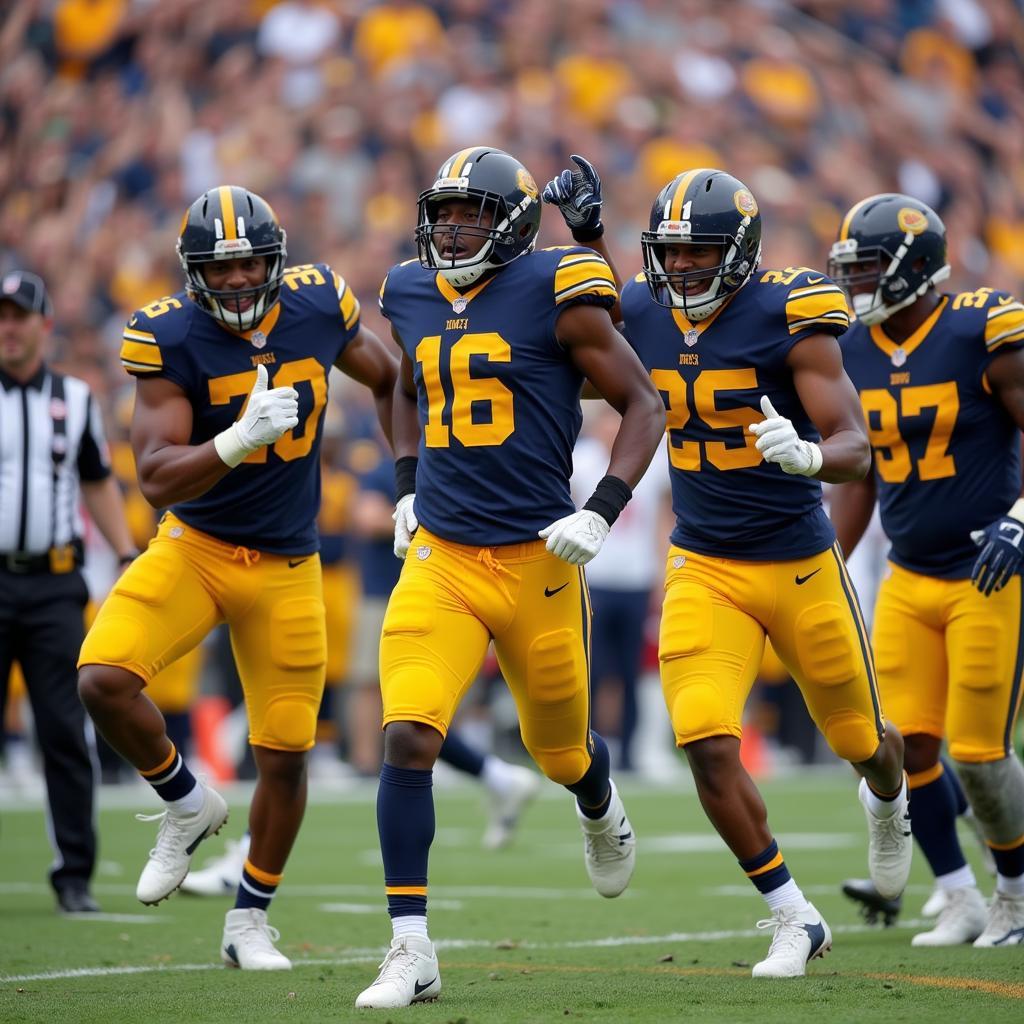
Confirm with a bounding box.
[415,147,542,287]
[177,186,287,331]
[828,193,949,326]
[642,168,762,320]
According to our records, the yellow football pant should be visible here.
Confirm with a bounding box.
[79,513,327,751]
[380,528,594,785]
[873,563,1023,763]
[659,541,884,762]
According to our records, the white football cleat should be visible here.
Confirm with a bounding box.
[752,902,832,978]
[576,779,636,898]
[354,935,441,1008]
[482,765,542,850]
[859,777,912,900]
[182,835,249,896]
[135,783,229,905]
[921,884,947,918]
[221,908,292,970]
[911,886,987,946]
[973,891,1024,947]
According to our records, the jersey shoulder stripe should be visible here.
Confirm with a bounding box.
[378,258,421,318]
[552,249,616,306]
[119,294,192,376]
[331,268,361,331]
[985,295,1024,352]
[783,273,849,337]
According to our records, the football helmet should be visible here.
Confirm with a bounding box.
[415,147,541,287]
[828,193,950,327]
[177,186,287,331]
[642,168,762,320]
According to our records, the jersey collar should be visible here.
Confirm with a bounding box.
[434,273,495,308]
[670,300,728,342]
[215,301,282,344]
[869,296,948,362]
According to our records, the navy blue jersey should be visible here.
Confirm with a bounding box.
[119,263,361,554]
[841,287,1024,578]
[380,247,617,546]
[621,266,850,560]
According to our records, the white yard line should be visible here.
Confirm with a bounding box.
[0,920,926,985]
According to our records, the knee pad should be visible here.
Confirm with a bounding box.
[529,745,590,786]
[381,665,449,727]
[659,583,712,661]
[526,629,585,705]
[269,598,326,671]
[954,757,1024,845]
[259,695,319,751]
[793,602,859,688]
[668,675,731,744]
[821,710,879,763]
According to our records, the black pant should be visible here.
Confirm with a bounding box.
[0,567,96,892]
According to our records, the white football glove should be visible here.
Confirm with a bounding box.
[749,395,823,477]
[393,493,418,559]
[539,510,610,565]
[213,364,299,468]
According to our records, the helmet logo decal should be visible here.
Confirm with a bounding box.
[897,207,927,235]
[516,168,539,199]
[657,219,691,236]
[733,189,758,217]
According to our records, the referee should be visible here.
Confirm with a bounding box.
[0,270,137,914]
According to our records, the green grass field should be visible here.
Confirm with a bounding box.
[2,771,1022,1023]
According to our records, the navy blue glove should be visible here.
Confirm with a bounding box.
[541,154,603,240]
[970,507,1024,596]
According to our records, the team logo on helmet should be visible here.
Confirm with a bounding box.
[516,168,539,199]
[733,189,758,217]
[897,208,927,235]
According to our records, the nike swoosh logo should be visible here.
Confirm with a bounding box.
[129,315,139,326]
[616,832,633,842]
[805,276,825,285]
[795,568,821,586]
[414,975,438,994]
[544,583,569,597]
[288,558,309,568]
[802,921,828,959]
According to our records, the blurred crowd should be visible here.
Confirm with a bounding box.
[1,0,1022,418]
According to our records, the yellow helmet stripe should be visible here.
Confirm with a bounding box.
[219,185,238,241]
[450,146,480,178]
[838,195,878,241]
[669,168,712,221]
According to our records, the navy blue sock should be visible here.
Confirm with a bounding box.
[942,755,970,817]
[139,743,198,803]
[909,766,968,877]
[163,712,191,759]
[378,763,434,918]
[566,732,612,818]
[438,730,485,777]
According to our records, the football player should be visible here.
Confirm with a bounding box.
[354,146,665,1009]
[830,194,1024,947]
[546,160,912,977]
[77,187,398,969]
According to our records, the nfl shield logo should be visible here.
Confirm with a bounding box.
[891,347,907,367]
[416,546,431,560]
[251,331,267,349]
[451,297,468,314]
[684,329,699,347]
[673,555,686,569]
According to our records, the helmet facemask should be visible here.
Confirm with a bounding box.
[642,224,760,321]
[178,235,287,332]
[415,184,536,287]
[828,235,950,327]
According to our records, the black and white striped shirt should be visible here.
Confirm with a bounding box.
[0,364,111,554]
